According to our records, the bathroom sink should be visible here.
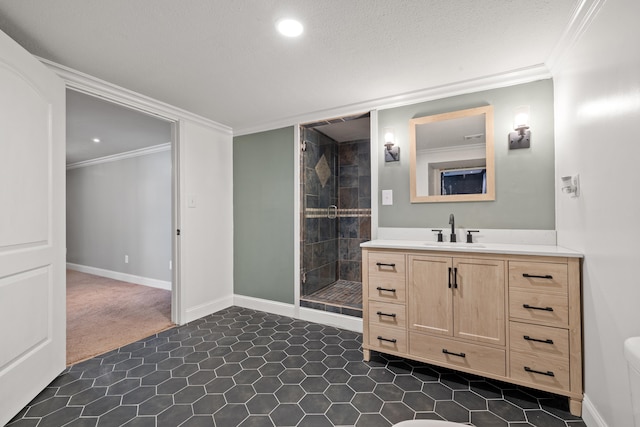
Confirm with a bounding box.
[422,242,485,249]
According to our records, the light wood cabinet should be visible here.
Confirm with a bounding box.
[408,255,505,346]
[362,248,583,416]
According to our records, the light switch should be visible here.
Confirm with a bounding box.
[188,194,197,208]
[382,189,393,205]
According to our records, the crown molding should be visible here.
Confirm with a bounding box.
[233,64,551,137]
[39,57,233,135]
[546,0,607,73]
[66,142,171,170]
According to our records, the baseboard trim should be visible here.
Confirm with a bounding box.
[66,263,172,291]
[184,296,234,324]
[233,295,296,318]
[232,294,363,333]
[582,394,608,427]
[298,307,363,333]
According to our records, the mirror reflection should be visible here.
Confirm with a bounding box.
[409,105,495,203]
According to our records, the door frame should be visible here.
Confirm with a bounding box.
[42,59,188,323]
[293,109,379,332]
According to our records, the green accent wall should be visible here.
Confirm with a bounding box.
[378,79,556,230]
[233,126,295,304]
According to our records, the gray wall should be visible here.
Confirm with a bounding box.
[66,150,172,281]
[234,127,295,304]
[378,79,556,230]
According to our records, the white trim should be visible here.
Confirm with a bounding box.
[298,307,363,333]
[582,394,609,427]
[232,295,363,333]
[546,0,607,73]
[370,110,380,240]
[66,142,171,170]
[183,296,234,324]
[40,57,232,134]
[233,294,296,318]
[233,65,551,137]
[66,263,171,290]
[293,125,301,318]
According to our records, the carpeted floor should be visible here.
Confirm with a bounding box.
[66,269,173,365]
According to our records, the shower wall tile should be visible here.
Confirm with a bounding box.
[338,188,358,209]
[303,130,371,295]
[359,217,371,240]
[306,195,318,209]
[339,217,359,238]
[358,197,371,209]
[339,261,361,282]
[338,143,357,165]
[305,218,319,243]
[339,165,358,187]
[358,176,371,197]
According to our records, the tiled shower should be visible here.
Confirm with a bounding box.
[300,117,371,317]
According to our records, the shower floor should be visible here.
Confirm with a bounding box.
[303,279,362,310]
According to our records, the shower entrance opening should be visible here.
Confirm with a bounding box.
[299,112,372,318]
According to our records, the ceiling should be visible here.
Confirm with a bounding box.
[0,1,580,136]
[66,90,172,164]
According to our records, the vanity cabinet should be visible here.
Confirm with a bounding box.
[407,255,505,345]
[362,247,583,416]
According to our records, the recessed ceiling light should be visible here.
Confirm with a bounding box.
[92,138,101,143]
[276,18,303,37]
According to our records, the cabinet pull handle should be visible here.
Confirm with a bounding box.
[377,336,397,343]
[453,267,458,288]
[376,262,396,268]
[376,286,397,293]
[523,304,554,312]
[523,335,554,345]
[524,366,555,377]
[442,349,466,358]
[448,267,452,289]
[376,311,397,318]
[523,273,554,279]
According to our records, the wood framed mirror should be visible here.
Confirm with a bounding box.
[409,105,495,203]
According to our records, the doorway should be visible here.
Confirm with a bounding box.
[65,89,176,364]
[299,112,372,317]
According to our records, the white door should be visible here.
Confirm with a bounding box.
[0,30,66,425]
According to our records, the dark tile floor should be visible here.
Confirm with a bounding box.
[7,306,586,427]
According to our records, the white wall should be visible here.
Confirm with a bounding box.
[553,0,640,425]
[66,149,172,282]
[178,119,234,323]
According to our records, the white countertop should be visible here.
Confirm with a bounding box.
[360,239,583,258]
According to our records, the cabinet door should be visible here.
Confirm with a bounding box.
[453,258,505,345]
[408,255,453,337]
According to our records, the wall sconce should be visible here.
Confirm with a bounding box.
[508,105,531,149]
[383,127,400,162]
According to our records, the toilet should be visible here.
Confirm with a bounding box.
[625,337,640,426]
[392,421,465,427]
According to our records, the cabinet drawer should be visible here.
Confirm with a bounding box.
[368,301,406,330]
[368,252,406,302]
[409,332,505,376]
[509,290,569,327]
[509,261,568,294]
[509,321,569,359]
[368,325,407,354]
[510,350,570,392]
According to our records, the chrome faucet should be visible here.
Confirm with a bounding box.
[449,214,456,242]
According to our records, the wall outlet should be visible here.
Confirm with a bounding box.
[125,255,129,263]
[169,260,172,270]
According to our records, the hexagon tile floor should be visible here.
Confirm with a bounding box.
[7,306,586,427]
